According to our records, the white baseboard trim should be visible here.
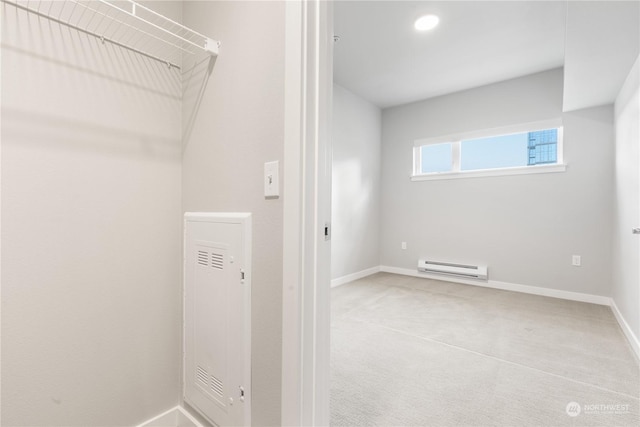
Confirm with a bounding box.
[610,299,640,361]
[379,266,611,305]
[136,405,204,427]
[331,266,381,288]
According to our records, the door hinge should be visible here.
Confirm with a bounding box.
[239,386,245,402]
[240,269,245,283]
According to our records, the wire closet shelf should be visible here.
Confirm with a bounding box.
[2,0,220,70]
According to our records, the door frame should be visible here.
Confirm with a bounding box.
[282,0,333,425]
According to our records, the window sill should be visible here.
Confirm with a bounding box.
[411,163,567,182]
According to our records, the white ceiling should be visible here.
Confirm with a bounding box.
[333,1,639,110]
[333,1,567,108]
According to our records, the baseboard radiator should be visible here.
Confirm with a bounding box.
[417,259,488,280]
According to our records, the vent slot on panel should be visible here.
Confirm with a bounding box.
[197,251,209,267]
[196,249,224,270]
[196,365,208,386]
[210,375,224,397]
[211,253,224,270]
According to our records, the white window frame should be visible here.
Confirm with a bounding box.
[411,119,566,181]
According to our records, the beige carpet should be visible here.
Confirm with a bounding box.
[330,273,640,426]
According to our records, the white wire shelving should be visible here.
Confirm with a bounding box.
[1,0,220,70]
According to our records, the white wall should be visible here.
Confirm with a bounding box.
[380,68,615,296]
[1,2,183,425]
[181,2,284,425]
[613,56,640,340]
[331,84,381,280]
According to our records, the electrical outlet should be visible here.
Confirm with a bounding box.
[401,242,407,250]
[572,255,581,266]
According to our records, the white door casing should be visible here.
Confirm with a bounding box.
[282,1,333,426]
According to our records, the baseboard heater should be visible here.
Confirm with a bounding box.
[418,259,488,280]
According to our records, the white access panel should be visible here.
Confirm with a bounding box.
[184,213,251,426]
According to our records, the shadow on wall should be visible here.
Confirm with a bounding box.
[1,2,188,425]
[1,108,182,161]
[182,54,217,147]
[2,2,184,144]
[1,1,217,150]
[1,3,183,95]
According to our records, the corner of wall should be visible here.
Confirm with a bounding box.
[611,53,640,350]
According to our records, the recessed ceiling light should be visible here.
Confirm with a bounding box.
[414,14,439,32]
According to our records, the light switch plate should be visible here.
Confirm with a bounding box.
[264,161,279,198]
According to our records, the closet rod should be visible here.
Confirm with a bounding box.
[2,0,221,71]
[4,0,181,69]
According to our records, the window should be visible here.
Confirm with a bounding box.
[527,129,558,165]
[413,122,565,180]
[420,143,452,173]
[461,133,528,171]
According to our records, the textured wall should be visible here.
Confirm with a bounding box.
[181,2,285,425]
[613,56,640,339]
[380,69,614,296]
[1,1,184,425]
[331,84,381,280]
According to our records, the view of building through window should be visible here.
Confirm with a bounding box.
[528,129,558,165]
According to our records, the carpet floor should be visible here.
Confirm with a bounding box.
[330,273,640,426]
